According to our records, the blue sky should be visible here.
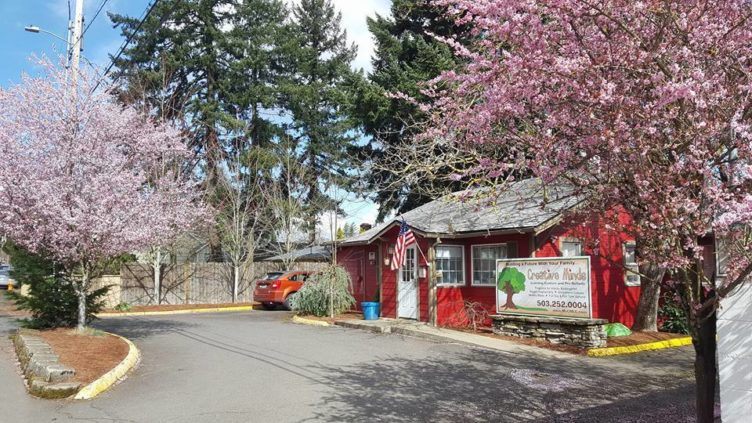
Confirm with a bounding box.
[1,0,390,236]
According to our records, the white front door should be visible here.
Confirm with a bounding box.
[397,246,418,319]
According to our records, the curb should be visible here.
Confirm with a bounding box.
[98,305,254,317]
[291,315,331,327]
[333,320,388,333]
[587,336,692,357]
[74,332,140,400]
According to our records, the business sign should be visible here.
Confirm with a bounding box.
[495,257,592,318]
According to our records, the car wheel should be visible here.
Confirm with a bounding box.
[261,302,277,310]
[283,293,297,311]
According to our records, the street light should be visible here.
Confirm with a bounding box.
[24,25,72,68]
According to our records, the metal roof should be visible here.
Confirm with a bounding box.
[341,178,581,245]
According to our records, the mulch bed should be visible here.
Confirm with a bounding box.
[37,329,130,385]
[606,330,688,348]
[104,302,256,313]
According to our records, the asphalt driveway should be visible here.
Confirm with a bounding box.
[0,301,696,422]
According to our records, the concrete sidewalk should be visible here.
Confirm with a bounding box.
[334,318,570,358]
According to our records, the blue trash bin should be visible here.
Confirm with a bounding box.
[361,302,380,320]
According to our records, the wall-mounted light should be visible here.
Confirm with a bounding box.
[384,257,390,267]
[419,267,428,278]
[368,252,376,261]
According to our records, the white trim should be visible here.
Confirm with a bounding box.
[715,237,728,277]
[435,244,466,287]
[622,241,641,287]
[397,245,419,319]
[559,236,584,257]
[470,243,509,287]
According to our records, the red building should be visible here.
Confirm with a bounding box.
[337,178,645,328]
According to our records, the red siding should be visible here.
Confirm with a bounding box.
[434,233,531,327]
[535,212,641,327]
[338,211,641,328]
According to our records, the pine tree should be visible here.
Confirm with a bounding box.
[110,0,290,260]
[354,0,469,220]
[286,0,362,243]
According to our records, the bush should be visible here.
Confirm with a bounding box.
[290,265,355,317]
[659,291,690,334]
[3,242,109,329]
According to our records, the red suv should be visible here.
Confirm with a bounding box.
[254,271,314,310]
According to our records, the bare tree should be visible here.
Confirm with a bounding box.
[261,138,311,271]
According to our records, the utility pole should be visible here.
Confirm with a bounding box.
[70,0,85,81]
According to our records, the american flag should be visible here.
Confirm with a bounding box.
[390,219,416,271]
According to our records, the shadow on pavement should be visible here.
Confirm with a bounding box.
[94,317,197,340]
[305,346,694,423]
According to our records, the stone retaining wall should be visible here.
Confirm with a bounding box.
[491,314,608,348]
[12,330,81,398]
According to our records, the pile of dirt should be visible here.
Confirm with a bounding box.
[37,329,130,385]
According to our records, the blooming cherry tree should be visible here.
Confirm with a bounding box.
[423,1,752,421]
[0,61,206,329]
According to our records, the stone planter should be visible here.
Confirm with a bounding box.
[491,313,608,348]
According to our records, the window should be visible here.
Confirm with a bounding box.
[472,244,516,286]
[436,245,464,285]
[623,241,640,286]
[561,239,583,257]
[716,238,729,277]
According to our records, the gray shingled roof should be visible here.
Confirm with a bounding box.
[341,178,581,245]
[263,245,332,262]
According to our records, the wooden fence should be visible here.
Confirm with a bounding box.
[91,261,329,308]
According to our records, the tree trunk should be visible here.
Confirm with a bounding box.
[504,284,516,309]
[632,264,665,331]
[233,265,240,303]
[76,270,89,332]
[153,249,162,305]
[693,309,717,423]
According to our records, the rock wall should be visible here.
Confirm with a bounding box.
[491,314,608,348]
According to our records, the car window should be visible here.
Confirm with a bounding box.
[265,272,284,280]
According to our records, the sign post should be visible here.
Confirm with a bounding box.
[495,257,592,318]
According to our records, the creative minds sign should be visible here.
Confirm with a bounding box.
[496,257,592,318]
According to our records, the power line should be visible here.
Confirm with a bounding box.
[81,0,111,38]
[91,0,162,93]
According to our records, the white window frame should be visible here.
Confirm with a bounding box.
[471,243,509,287]
[559,237,584,257]
[715,237,728,278]
[623,241,641,286]
[435,244,465,287]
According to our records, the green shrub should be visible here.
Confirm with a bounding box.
[114,302,132,312]
[659,291,690,334]
[3,242,109,329]
[290,265,355,317]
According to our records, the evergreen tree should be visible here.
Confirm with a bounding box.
[110,0,289,260]
[354,0,469,220]
[286,0,362,243]
[224,0,290,153]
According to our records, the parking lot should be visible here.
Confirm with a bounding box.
[0,296,696,422]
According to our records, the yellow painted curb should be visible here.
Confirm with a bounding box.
[291,315,331,327]
[74,332,140,400]
[98,305,254,317]
[587,336,692,357]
